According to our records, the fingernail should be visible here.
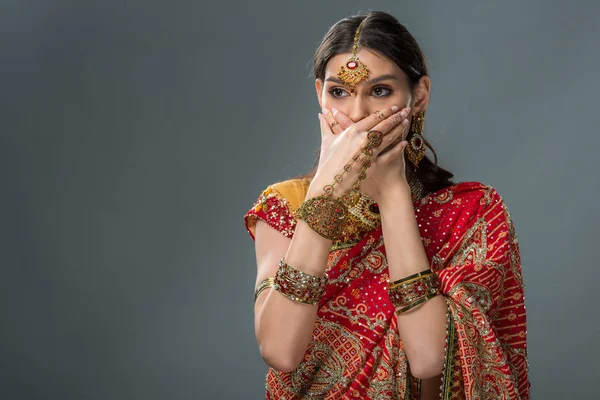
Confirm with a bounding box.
[318,113,322,121]
[391,105,399,112]
[332,108,338,115]
[322,108,329,115]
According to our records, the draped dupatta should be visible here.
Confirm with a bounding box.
[245,178,530,399]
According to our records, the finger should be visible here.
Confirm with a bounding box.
[364,111,409,158]
[377,131,403,157]
[321,107,343,135]
[378,139,408,162]
[318,112,333,140]
[354,105,405,134]
[376,116,410,152]
[369,107,411,139]
[331,108,354,131]
[401,113,413,141]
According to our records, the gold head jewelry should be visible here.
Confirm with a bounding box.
[337,19,369,93]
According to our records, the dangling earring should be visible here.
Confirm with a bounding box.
[406,112,426,170]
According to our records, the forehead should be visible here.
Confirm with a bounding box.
[324,49,404,78]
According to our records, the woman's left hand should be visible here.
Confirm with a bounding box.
[328,108,412,204]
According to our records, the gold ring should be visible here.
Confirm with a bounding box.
[330,120,339,128]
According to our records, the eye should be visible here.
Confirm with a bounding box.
[372,86,392,97]
[328,87,349,99]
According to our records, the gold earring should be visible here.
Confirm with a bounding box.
[406,112,426,170]
[337,19,369,93]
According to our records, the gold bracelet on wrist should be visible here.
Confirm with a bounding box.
[388,269,435,289]
[387,270,440,307]
[254,277,275,304]
[296,128,385,241]
[273,258,327,305]
[395,290,441,314]
[296,195,347,241]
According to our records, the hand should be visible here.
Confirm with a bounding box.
[307,105,410,200]
[321,107,412,204]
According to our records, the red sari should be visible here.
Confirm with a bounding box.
[245,178,530,399]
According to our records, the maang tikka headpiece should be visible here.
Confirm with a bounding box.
[337,18,369,92]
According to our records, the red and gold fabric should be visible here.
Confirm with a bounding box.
[244,178,530,399]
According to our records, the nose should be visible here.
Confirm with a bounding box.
[348,94,370,123]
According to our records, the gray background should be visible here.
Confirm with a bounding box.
[1,0,598,398]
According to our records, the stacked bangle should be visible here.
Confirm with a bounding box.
[254,277,275,304]
[388,269,441,314]
[274,258,327,305]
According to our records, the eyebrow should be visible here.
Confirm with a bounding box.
[324,74,399,86]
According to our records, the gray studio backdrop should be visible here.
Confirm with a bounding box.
[1,0,598,399]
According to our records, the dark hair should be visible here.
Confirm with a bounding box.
[299,11,455,194]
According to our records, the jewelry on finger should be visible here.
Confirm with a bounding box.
[366,130,384,147]
[297,99,393,239]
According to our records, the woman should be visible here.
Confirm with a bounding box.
[244,11,529,400]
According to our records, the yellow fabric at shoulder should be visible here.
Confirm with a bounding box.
[270,178,312,213]
[244,177,312,240]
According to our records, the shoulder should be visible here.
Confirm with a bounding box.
[456,181,510,210]
[420,180,511,227]
[243,177,312,240]
[268,177,312,212]
[425,180,506,208]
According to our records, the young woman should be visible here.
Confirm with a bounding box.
[244,11,529,399]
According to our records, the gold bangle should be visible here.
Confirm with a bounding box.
[387,272,440,308]
[388,269,433,289]
[254,277,275,304]
[395,291,440,315]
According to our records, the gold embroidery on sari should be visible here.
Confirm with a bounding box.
[323,295,389,331]
[433,190,453,204]
[440,297,461,400]
[326,235,386,284]
[267,318,365,398]
[450,217,488,268]
[446,279,522,399]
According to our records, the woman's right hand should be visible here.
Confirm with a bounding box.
[307,105,410,199]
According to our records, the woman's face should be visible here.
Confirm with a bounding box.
[315,49,428,123]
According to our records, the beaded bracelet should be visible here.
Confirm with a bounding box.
[274,258,327,305]
[387,269,441,314]
[387,271,440,308]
